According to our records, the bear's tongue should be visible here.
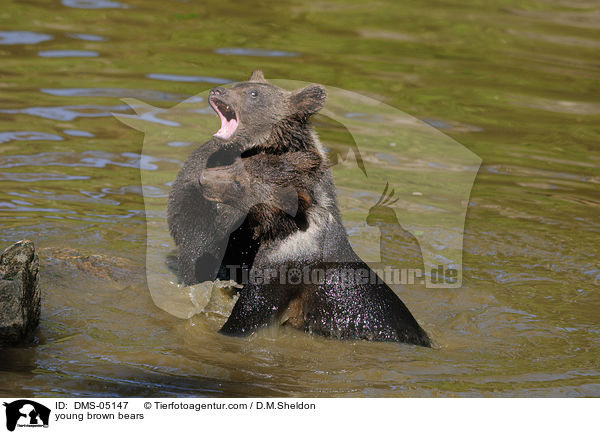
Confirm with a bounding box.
[211,99,238,140]
[215,115,238,140]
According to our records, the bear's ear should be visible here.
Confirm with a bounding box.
[290,84,327,117]
[249,70,268,83]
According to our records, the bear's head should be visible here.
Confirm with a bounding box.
[200,150,323,240]
[200,157,300,216]
[208,70,327,150]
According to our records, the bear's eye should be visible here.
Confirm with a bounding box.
[250,90,258,98]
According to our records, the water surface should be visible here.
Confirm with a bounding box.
[0,0,599,397]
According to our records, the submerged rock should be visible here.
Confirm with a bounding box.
[39,247,143,283]
[0,240,40,346]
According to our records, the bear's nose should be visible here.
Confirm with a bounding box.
[210,87,225,96]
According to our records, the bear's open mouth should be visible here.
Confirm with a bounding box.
[209,97,238,140]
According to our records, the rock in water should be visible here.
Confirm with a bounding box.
[0,240,40,345]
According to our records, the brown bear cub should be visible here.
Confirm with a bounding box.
[168,71,431,346]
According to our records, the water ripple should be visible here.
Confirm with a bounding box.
[0,173,89,182]
[344,112,385,122]
[63,129,95,137]
[42,87,188,102]
[507,94,600,115]
[484,164,590,183]
[0,31,52,45]
[422,118,483,133]
[0,131,63,144]
[0,151,182,171]
[6,191,118,206]
[101,185,143,196]
[0,201,77,214]
[146,73,232,84]
[13,188,99,200]
[38,50,99,58]
[214,48,299,57]
[66,33,108,42]
[0,104,130,121]
[140,186,169,198]
[61,0,129,9]
[117,110,180,127]
[83,210,143,219]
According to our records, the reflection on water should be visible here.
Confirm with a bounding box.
[63,129,95,137]
[0,131,63,143]
[42,88,188,102]
[146,73,232,84]
[0,173,90,182]
[66,33,108,42]
[0,0,598,397]
[0,105,131,121]
[0,31,52,45]
[0,151,180,171]
[61,0,129,9]
[38,50,99,58]
[214,48,300,57]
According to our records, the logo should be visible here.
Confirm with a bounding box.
[3,400,50,432]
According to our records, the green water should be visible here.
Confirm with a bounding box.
[0,0,599,397]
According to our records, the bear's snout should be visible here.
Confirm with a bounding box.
[200,168,230,187]
[209,87,225,96]
[200,165,244,204]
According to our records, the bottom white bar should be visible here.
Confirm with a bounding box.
[0,398,595,434]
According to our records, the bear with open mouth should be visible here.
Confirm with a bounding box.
[167,71,430,346]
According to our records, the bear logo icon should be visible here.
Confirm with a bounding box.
[3,400,50,432]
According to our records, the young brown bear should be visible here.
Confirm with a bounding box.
[167,70,330,285]
[168,71,431,346]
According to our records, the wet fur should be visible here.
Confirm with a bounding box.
[207,151,431,346]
